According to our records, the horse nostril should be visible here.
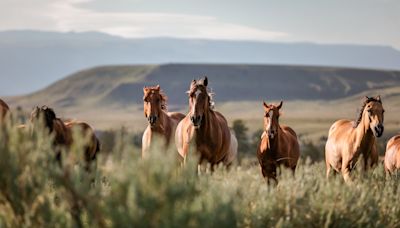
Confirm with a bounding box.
[148,116,157,124]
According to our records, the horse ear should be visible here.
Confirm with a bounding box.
[277,101,283,109]
[203,76,208,86]
[263,101,269,108]
[376,95,381,102]
[155,85,160,91]
[143,87,147,93]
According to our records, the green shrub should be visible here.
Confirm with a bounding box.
[1,119,400,227]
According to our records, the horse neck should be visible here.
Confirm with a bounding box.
[266,125,280,150]
[196,107,214,138]
[354,114,374,147]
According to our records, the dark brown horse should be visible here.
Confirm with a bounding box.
[175,77,237,167]
[0,98,10,123]
[384,135,400,175]
[256,101,300,184]
[31,106,100,170]
[65,120,101,169]
[325,96,384,182]
[142,85,185,157]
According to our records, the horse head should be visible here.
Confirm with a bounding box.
[188,77,211,128]
[263,101,283,139]
[143,85,167,128]
[360,96,384,137]
[30,106,56,132]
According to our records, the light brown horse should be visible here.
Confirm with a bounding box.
[384,135,400,175]
[325,96,384,182]
[31,106,100,170]
[256,101,300,184]
[142,85,185,157]
[175,77,238,167]
[0,98,10,123]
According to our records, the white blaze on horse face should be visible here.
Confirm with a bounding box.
[191,89,202,114]
[266,110,274,137]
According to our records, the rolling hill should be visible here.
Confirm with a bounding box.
[1,30,400,96]
[6,64,400,133]
[8,64,400,109]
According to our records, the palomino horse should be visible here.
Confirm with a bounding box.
[384,135,400,175]
[175,77,238,167]
[142,85,185,157]
[0,99,10,123]
[325,96,384,182]
[256,101,300,184]
[31,106,100,170]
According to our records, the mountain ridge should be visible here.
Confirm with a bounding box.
[1,30,400,95]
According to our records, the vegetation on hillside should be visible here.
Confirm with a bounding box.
[1,118,400,227]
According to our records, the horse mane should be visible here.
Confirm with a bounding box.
[144,86,168,111]
[31,106,58,131]
[0,99,9,110]
[353,97,382,128]
[187,82,215,110]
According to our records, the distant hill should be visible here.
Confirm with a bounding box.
[1,30,400,95]
[9,64,400,110]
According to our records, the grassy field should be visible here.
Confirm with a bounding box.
[1,119,400,227]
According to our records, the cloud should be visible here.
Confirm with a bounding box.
[0,0,288,41]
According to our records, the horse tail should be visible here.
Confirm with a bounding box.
[224,130,238,166]
[94,136,101,159]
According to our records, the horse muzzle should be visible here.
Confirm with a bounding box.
[190,115,203,128]
[266,129,277,139]
[373,124,384,137]
[148,115,158,126]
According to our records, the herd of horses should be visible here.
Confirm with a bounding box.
[1,76,400,183]
[1,102,100,171]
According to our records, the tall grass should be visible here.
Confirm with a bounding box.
[1,120,400,227]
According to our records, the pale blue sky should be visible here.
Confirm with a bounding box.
[1,0,399,48]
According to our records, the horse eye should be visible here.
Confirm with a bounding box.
[383,110,385,113]
[367,109,372,113]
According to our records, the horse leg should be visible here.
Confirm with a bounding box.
[325,160,331,179]
[363,154,369,173]
[291,165,296,177]
[197,156,204,175]
[342,163,352,183]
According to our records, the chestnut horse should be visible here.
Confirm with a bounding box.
[31,106,100,170]
[175,77,238,167]
[0,98,10,123]
[142,85,185,157]
[325,96,384,182]
[384,135,400,175]
[256,101,300,184]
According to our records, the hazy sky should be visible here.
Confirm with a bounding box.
[1,0,399,48]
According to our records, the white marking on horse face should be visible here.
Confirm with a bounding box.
[191,89,202,114]
[195,89,201,97]
[266,110,274,130]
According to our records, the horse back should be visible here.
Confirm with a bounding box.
[168,112,185,123]
[53,119,73,146]
[385,135,400,172]
[0,99,9,121]
[212,111,232,162]
[280,125,300,168]
[65,121,99,162]
[328,119,353,137]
